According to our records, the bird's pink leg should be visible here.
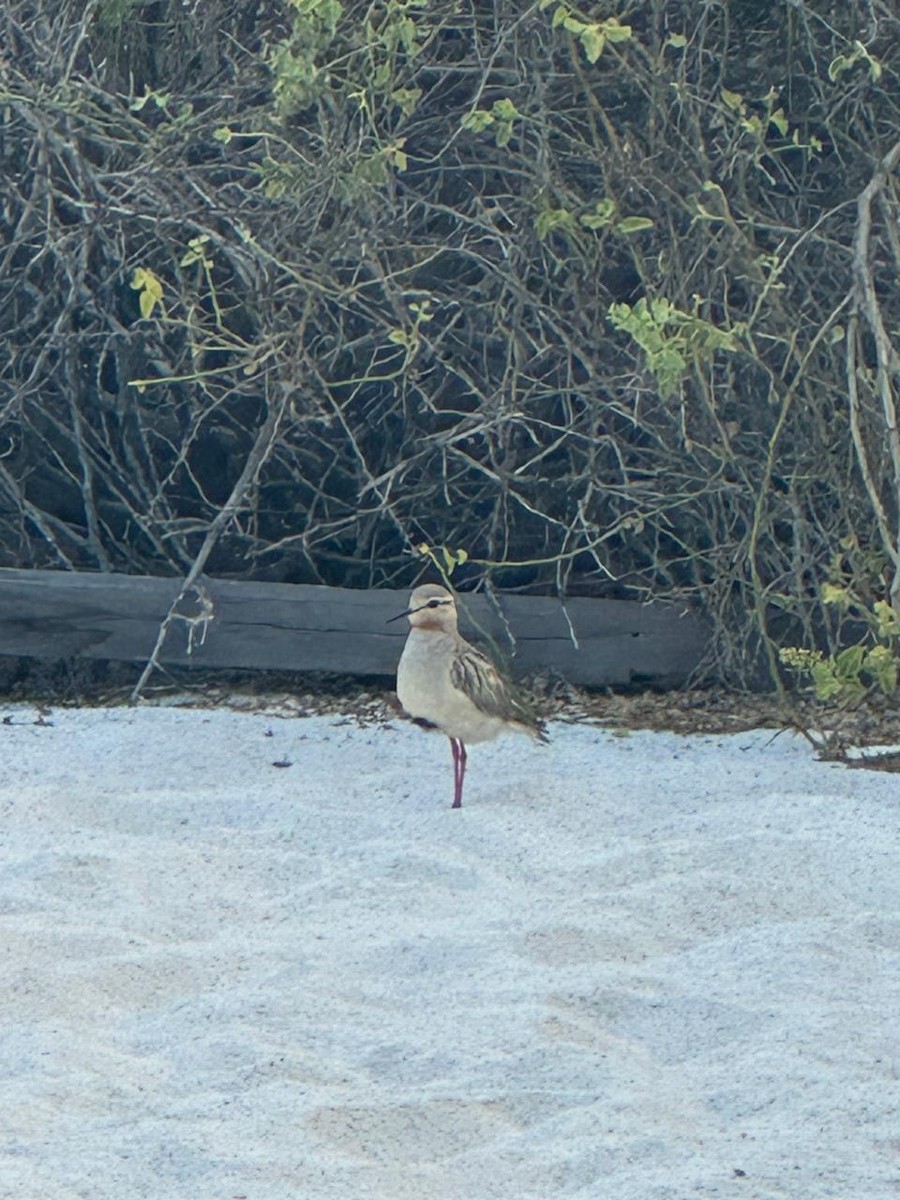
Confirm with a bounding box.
[451,738,467,809]
[450,738,461,808]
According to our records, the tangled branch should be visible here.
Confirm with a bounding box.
[0,0,898,685]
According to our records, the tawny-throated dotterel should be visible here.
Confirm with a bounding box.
[390,583,547,808]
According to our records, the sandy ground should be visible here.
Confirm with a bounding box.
[0,703,898,1199]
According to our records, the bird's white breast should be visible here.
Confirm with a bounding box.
[397,628,511,744]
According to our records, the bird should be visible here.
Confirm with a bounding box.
[389,583,547,808]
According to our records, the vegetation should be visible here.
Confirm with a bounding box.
[781,585,900,701]
[0,0,898,686]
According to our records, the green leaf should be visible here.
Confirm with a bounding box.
[665,33,687,49]
[653,347,687,397]
[130,268,164,319]
[391,87,422,117]
[130,89,171,113]
[461,109,494,133]
[834,644,866,679]
[615,216,655,234]
[580,25,606,63]
[822,582,850,608]
[811,661,843,701]
[535,207,574,241]
[865,645,898,694]
[769,107,789,136]
[601,17,632,43]
[580,198,616,229]
[721,88,745,113]
[874,600,900,638]
[409,299,433,322]
[828,43,880,83]
[650,297,673,325]
[213,126,233,144]
[492,98,519,121]
[563,16,587,35]
[180,235,212,269]
[383,141,408,172]
[425,544,469,575]
[398,15,419,55]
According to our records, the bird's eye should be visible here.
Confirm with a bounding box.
[428,599,441,608]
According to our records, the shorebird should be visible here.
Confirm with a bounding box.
[390,583,547,808]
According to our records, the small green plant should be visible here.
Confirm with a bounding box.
[387,297,433,363]
[270,0,429,118]
[579,197,653,234]
[417,543,469,578]
[461,98,522,148]
[534,204,579,242]
[535,197,654,242]
[270,0,344,115]
[391,87,422,117]
[127,237,263,394]
[608,297,742,398]
[540,2,632,64]
[828,41,882,83]
[720,85,822,154]
[779,588,900,701]
[130,267,164,319]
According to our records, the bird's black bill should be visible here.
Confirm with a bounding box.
[387,597,450,624]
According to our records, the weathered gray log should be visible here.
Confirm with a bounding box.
[0,568,709,686]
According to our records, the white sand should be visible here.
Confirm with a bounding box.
[0,703,898,1199]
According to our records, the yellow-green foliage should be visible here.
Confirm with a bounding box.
[779,591,900,700]
[418,543,469,578]
[608,298,742,399]
[540,3,632,65]
[130,267,164,319]
[461,98,522,148]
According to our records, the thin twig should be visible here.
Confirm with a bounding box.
[130,378,291,701]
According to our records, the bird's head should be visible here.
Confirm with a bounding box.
[388,584,459,631]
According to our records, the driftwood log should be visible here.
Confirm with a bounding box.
[0,568,708,687]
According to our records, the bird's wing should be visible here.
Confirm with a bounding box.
[450,643,547,739]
